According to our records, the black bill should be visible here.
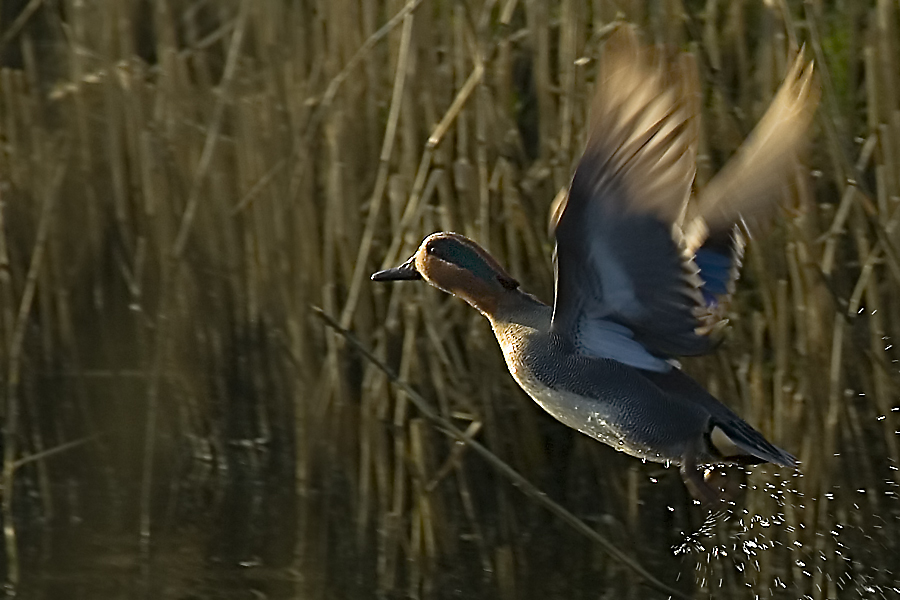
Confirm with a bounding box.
[371,256,422,281]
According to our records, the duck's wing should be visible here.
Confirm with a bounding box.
[684,52,816,339]
[550,27,707,369]
[683,52,819,251]
[692,227,745,337]
[550,28,818,369]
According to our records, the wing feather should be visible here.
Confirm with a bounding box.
[550,27,817,368]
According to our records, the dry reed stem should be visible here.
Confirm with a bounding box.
[1,123,66,584]
[340,8,416,330]
[377,60,485,273]
[172,0,248,258]
[0,179,19,587]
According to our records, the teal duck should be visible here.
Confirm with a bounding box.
[372,27,818,503]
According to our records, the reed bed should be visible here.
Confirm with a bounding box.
[1,0,899,598]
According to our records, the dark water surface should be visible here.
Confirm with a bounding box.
[14,456,316,600]
[13,455,900,600]
[7,363,900,599]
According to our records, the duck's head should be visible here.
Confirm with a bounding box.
[371,232,519,315]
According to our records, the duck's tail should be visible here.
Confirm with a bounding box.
[707,418,798,468]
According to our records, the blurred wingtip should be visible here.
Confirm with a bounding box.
[690,44,820,236]
[548,186,568,238]
[573,23,698,226]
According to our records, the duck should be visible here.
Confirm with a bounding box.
[371,26,818,504]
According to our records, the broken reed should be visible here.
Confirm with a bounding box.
[1,0,899,597]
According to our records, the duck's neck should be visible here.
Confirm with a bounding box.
[487,290,552,333]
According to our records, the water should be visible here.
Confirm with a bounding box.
[14,455,309,600]
[7,358,900,600]
[10,447,900,599]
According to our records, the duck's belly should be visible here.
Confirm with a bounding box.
[497,337,699,466]
[489,312,702,465]
[512,366,680,465]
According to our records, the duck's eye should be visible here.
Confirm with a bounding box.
[498,275,519,290]
[425,239,454,262]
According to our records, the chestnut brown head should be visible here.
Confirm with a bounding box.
[371,232,519,315]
